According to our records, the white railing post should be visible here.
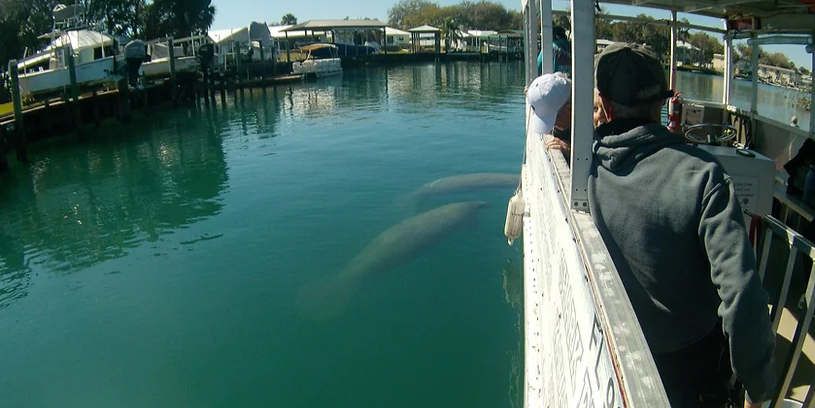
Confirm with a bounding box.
[751,32,759,113]
[569,0,594,211]
[669,10,678,91]
[723,30,733,105]
[540,0,554,74]
[524,0,539,85]
[810,33,814,134]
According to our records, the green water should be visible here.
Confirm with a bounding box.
[0,62,526,408]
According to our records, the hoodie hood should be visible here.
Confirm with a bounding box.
[593,119,686,172]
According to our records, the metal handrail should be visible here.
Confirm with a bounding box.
[754,214,815,407]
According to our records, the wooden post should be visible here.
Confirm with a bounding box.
[118,79,132,123]
[8,60,25,159]
[0,124,8,171]
[383,27,388,57]
[202,68,210,101]
[220,73,226,105]
[168,37,177,107]
[234,41,243,88]
[92,90,100,127]
[259,42,265,82]
[66,49,82,134]
[285,31,291,63]
[143,78,150,116]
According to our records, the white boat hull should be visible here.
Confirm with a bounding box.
[17,56,116,96]
[292,58,342,78]
[141,56,200,78]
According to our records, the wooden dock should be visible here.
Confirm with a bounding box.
[0,49,307,172]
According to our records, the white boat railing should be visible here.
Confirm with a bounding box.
[520,1,671,406]
[520,114,671,408]
[754,214,815,407]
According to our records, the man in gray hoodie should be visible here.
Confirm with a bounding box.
[589,43,776,408]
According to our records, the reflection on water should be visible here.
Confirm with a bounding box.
[0,109,233,308]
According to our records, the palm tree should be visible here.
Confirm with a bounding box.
[281,13,297,25]
[442,17,461,54]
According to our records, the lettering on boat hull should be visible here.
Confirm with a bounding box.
[522,130,624,408]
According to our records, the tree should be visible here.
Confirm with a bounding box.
[281,13,297,25]
[0,0,53,63]
[388,0,435,28]
[688,31,723,65]
[800,66,811,76]
[84,0,145,37]
[507,10,523,30]
[595,13,613,40]
[142,0,216,39]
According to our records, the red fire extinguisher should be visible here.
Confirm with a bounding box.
[668,93,683,133]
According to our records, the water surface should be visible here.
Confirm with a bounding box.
[0,62,526,408]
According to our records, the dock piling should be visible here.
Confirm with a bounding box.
[168,37,178,107]
[8,60,25,149]
[118,79,132,123]
[67,48,82,134]
[92,90,101,127]
[9,60,27,162]
[259,45,265,82]
[0,124,8,171]
[234,41,243,88]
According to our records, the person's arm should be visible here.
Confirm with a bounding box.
[697,176,776,404]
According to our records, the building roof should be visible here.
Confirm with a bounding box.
[676,40,700,51]
[408,25,440,33]
[463,30,497,37]
[385,27,410,36]
[280,19,387,32]
[758,63,798,73]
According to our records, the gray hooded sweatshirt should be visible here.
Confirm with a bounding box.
[588,119,776,402]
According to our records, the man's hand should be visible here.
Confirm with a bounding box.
[546,138,571,154]
[744,400,764,408]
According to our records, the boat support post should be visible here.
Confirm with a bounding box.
[523,0,538,84]
[168,37,177,107]
[669,10,677,91]
[811,33,815,134]
[570,0,594,211]
[66,48,82,135]
[723,28,732,105]
[8,59,26,162]
[750,32,759,113]
[540,0,554,74]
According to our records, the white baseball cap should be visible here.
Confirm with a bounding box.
[526,73,571,135]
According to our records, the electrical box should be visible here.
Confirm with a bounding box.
[696,145,775,226]
[683,102,705,126]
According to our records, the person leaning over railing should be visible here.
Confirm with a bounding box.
[525,72,572,162]
[589,43,776,408]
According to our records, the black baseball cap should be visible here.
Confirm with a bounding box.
[595,43,673,107]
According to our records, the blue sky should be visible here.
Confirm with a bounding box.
[210,0,812,68]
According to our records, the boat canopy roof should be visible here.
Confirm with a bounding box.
[299,43,338,52]
[46,29,114,51]
[280,19,387,32]
[408,25,440,33]
[208,22,272,45]
[598,0,815,32]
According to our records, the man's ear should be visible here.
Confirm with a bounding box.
[599,94,614,121]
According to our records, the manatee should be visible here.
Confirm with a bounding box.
[296,201,490,320]
[397,173,519,209]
